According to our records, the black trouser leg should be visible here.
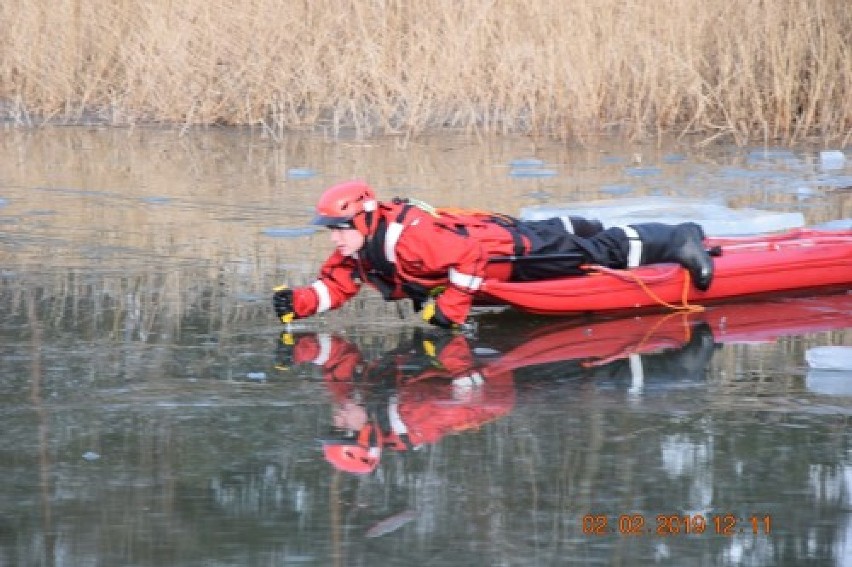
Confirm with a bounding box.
[522,216,603,238]
[562,215,604,237]
[624,222,714,291]
[510,223,625,281]
[510,221,712,291]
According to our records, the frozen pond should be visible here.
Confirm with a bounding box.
[1,128,851,566]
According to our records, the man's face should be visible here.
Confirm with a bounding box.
[329,227,365,257]
[333,401,368,430]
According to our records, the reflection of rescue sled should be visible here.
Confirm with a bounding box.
[478,292,852,372]
[478,228,852,315]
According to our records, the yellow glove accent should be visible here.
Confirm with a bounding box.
[429,285,447,297]
[281,333,295,346]
[422,340,436,358]
[421,302,436,323]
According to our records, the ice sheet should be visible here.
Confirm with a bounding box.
[806,346,852,371]
[520,197,806,236]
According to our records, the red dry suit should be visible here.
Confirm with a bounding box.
[385,371,515,447]
[290,199,606,324]
[387,336,515,447]
[287,333,365,402]
[294,333,516,450]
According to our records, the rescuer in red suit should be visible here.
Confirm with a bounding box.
[272,180,713,328]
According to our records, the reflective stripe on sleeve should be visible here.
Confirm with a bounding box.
[452,371,485,400]
[448,267,483,291]
[311,280,332,313]
[313,334,332,365]
[617,225,643,268]
[452,372,485,389]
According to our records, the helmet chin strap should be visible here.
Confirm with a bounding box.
[354,209,379,237]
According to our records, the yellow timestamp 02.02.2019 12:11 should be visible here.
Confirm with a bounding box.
[581,513,772,536]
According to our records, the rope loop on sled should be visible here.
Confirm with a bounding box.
[583,265,706,313]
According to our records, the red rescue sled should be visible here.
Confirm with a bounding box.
[478,228,852,315]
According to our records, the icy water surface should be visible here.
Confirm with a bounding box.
[1,128,851,566]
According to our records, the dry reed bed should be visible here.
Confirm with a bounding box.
[1,0,851,144]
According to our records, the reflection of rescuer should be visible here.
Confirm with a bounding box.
[278,331,516,475]
[277,318,719,474]
[272,181,714,328]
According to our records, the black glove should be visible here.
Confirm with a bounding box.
[272,286,296,323]
[422,302,455,329]
[275,332,296,370]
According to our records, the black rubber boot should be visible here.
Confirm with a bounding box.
[629,222,714,291]
[565,216,604,237]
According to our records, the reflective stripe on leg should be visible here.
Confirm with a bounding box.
[628,353,644,395]
[617,225,643,267]
[559,216,575,234]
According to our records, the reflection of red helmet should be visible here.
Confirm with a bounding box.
[312,181,377,228]
[321,422,383,474]
[323,444,381,474]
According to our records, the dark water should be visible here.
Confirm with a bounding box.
[1,128,851,566]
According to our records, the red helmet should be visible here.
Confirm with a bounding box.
[312,181,378,228]
[323,443,381,474]
[321,422,382,474]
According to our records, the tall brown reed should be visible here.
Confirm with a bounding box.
[1,0,850,142]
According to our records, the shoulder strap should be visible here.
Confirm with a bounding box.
[362,203,415,273]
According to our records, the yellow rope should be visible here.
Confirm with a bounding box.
[434,206,516,222]
[586,264,705,313]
